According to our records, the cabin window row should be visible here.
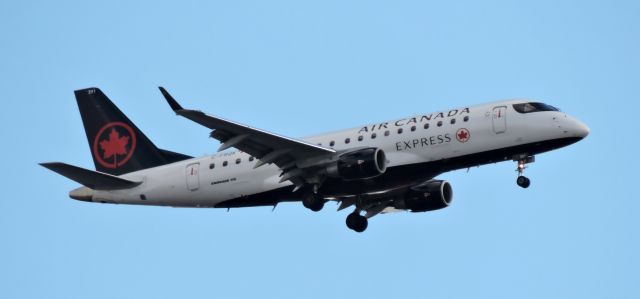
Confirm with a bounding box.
[321,116,470,147]
[206,116,470,168]
[209,156,256,169]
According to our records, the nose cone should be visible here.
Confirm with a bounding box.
[559,115,589,139]
[574,120,590,139]
[569,118,589,139]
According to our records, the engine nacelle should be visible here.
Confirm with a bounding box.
[395,180,453,212]
[326,147,387,181]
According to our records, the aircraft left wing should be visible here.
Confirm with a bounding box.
[160,87,336,189]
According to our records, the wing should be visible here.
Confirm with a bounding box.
[159,87,336,189]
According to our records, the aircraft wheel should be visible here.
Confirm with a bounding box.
[346,212,368,233]
[302,194,324,212]
[517,176,531,188]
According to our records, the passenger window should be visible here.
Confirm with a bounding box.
[345,138,350,144]
[424,123,429,129]
[235,158,241,164]
[411,126,416,132]
[371,133,377,139]
[384,130,390,137]
[463,116,469,122]
[223,161,228,167]
[249,156,254,162]
[358,136,363,141]
[450,118,456,125]
[209,163,215,169]
[397,128,403,134]
[330,141,335,147]
[437,121,443,127]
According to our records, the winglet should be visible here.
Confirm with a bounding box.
[159,86,184,111]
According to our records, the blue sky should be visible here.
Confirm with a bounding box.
[1,1,639,298]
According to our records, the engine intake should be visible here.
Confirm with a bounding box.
[395,180,453,212]
[327,147,387,180]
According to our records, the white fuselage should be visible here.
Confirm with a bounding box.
[83,100,588,207]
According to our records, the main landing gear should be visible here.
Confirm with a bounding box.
[301,192,368,232]
[302,192,368,232]
[302,183,326,212]
[302,193,325,212]
[346,211,368,233]
[514,155,535,188]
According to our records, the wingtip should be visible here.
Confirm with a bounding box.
[158,86,184,111]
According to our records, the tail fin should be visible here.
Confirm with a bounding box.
[75,87,192,175]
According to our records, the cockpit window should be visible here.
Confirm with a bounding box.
[512,102,560,113]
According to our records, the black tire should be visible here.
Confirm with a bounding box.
[346,212,368,233]
[517,176,531,188]
[303,194,324,212]
[353,217,368,233]
[346,212,358,229]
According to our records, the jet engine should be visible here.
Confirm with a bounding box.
[326,147,387,180]
[394,180,453,212]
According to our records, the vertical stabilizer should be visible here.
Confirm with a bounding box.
[74,87,191,175]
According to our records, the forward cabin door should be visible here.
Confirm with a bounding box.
[186,163,200,191]
[492,106,507,134]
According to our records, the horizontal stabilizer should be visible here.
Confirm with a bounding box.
[40,162,142,190]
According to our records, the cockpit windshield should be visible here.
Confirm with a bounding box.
[512,102,560,114]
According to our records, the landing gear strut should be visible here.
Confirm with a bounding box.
[514,155,534,188]
[346,211,368,233]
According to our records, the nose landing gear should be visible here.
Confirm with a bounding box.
[514,155,535,188]
[516,175,531,188]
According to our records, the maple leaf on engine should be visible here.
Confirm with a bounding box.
[100,128,129,159]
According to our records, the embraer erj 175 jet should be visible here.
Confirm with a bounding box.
[41,88,589,232]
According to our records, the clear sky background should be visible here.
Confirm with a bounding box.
[1,1,638,298]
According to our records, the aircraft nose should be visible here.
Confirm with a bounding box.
[570,118,590,139]
[577,121,590,138]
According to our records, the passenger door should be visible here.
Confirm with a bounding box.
[186,163,200,191]
[492,106,507,134]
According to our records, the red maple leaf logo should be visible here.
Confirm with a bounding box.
[457,130,468,140]
[456,129,470,142]
[93,122,137,169]
[100,128,129,160]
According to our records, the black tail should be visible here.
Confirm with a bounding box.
[75,87,192,175]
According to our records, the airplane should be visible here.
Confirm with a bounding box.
[41,87,589,232]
